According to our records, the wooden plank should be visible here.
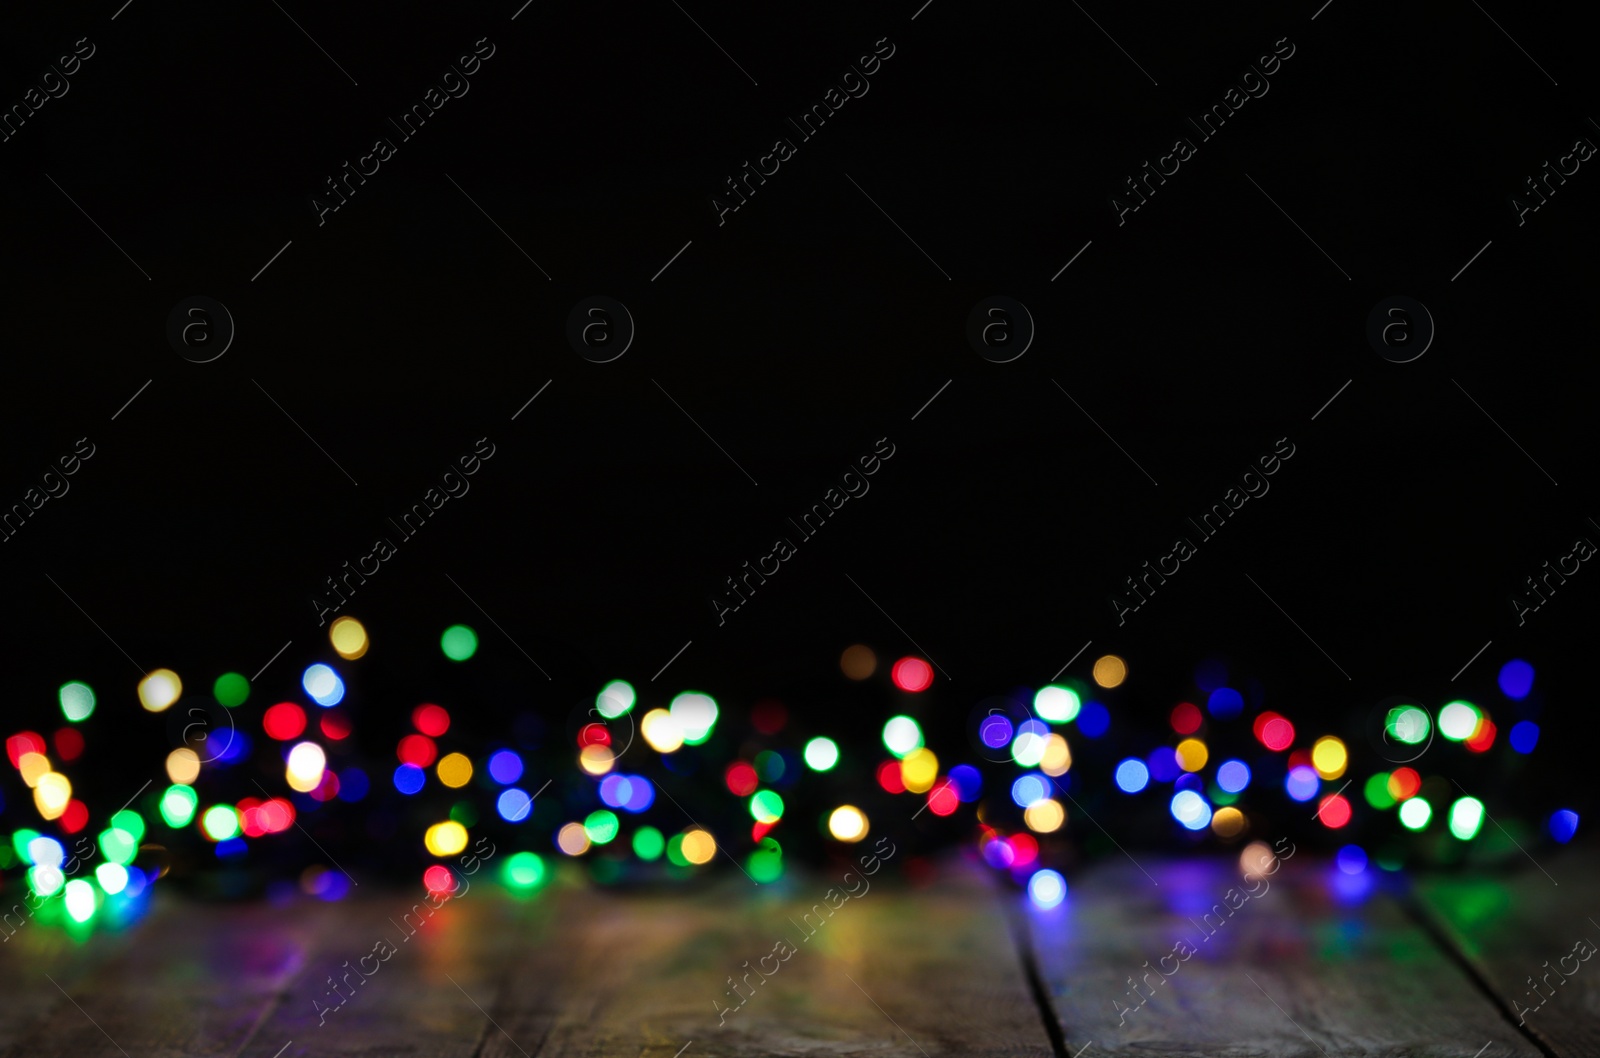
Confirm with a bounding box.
[474,855,1055,1058]
[4,890,347,1058]
[1414,849,1600,1058]
[1025,853,1540,1057]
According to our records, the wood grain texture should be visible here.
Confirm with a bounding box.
[474,856,1055,1058]
[1025,853,1539,1057]
[1414,849,1600,1058]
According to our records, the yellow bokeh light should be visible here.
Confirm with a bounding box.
[556,822,591,856]
[1092,654,1127,688]
[329,616,370,660]
[18,751,51,788]
[138,668,183,712]
[1311,736,1348,780]
[641,708,685,753]
[900,747,939,794]
[681,828,717,865]
[424,820,469,857]
[1023,799,1066,833]
[437,752,473,788]
[840,644,877,680]
[1211,806,1246,839]
[285,741,326,793]
[828,805,869,842]
[34,772,72,819]
[579,744,615,775]
[1040,733,1072,777]
[1175,738,1209,772]
[166,747,201,785]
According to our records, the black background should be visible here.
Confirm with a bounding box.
[1,0,1594,845]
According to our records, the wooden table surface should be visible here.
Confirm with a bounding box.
[3,849,1593,1058]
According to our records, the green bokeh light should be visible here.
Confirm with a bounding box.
[59,681,96,722]
[202,804,240,841]
[1364,772,1396,810]
[503,851,547,889]
[749,789,785,824]
[213,672,250,708]
[584,809,620,845]
[160,785,199,828]
[441,624,479,661]
[1448,796,1485,841]
[632,826,665,861]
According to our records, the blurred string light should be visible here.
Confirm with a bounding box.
[1498,659,1534,699]
[1509,721,1540,754]
[1211,806,1246,838]
[1438,701,1481,741]
[58,681,95,722]
[1039,734,1071,776]
[214,672,250,708]
[1448,797,1485,840]
[1114,758,1149,793]
[1170,790,1212,830]
[669,692,718,744]
[302,664,345,707]
[1024,799,1065,833]
[1316,794,1352,829]
[425,821,469,856]
[1311,736,1347,780]
[1170,702,1202,735]
[1011,774,1049,808]
[503,852,546,889]
[1216,760,1250,793]
[827,805,868,842]
[1385,705,1430,746]
[680,828,716,864]
[329,616,369,660]
[437,753,473,788]
[803,737,839,771]
[138,669,182,712]
[900,748,938,793]
[440,624,478,661]
[1285,765,1319,803]
[1092,655,1127,688]
[1252,711,1295,751]
[595,679,635,718]
[1549,810,1580,843]
[632,826,665,860]
[413,703,450,736]
[1011,721,1049,766]
[891,656,934,692]
[1399,797,1432,831]
[160,784,198,826]
[1076,702,1110,738]
[641,709,684,753]
[488,750,523,784]
[840,645,876,680]
[165,748,201,784]
[1034,685,1080,723]
[1207,687,1243,719]
[584,810,619,845]
[1336,845,1368,874]
[882,716,923,758]
[286,742,326,792]
[1028,869,1066,909]
[1386,767,1421,801]
[1175,738,1208,772]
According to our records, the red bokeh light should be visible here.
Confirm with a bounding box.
[1287,749,1313,771]
[423,865,455,893]
[751,700,787,735]
[891,657,934,692]
[6,732,45,768]
[1253,711,1295,751]
[238,797,266,838]
[1317,794,1352,828]
[263,702,307,741]
[60,799,90,834]
[53,727,85,762]
[876,759,906,794]
[1008,832,1039,867]
[260,798,295,833]
[725,762,759,797]
[1170,702,1202,735]
[751,820,776,844]
[320,710,352,741]
[926,780,959,817]
[412,703,451,737]
[1465,718,1497,753]
[397,734,438,768]
[578,723,612,749]
[1388,767,1421,800]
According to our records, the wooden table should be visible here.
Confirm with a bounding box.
[3,849,1593,1057]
